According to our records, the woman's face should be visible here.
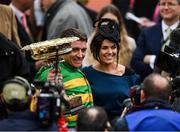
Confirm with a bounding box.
[99,39,117,65]
[101,12,119,24]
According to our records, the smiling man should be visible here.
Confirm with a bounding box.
[131,0,180,81]
[35,28,93,128]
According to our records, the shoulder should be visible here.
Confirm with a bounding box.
[124,67,136,76]
[126,36,136,50]
[0,33,18,50]
[123,67,140,83]
[115,117,129,131]
[141,23,162,34]
[82,66,92,72]
[0,4,11,12]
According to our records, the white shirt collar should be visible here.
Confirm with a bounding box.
[9,3,24,24]
[162,20,179,40]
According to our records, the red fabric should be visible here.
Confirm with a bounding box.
[58,115,68,132]
[153,4,160,22]
[129,0,135,10]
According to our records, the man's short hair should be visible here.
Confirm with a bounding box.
[142,73,171,101]
[77,106,110,131]
[59,28,87,42]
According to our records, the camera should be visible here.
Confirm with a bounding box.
[35,81,62,128]
[171,76,180,98]
[155,28,180,77]
[129,85,142,106]
[34,81,86,128]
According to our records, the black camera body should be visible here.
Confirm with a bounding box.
[155,28,180,77]
[35,81,86,127]
[156,46,180,76]
[35,81,62,128]
[171,76,180,98]
[129,85,142,106]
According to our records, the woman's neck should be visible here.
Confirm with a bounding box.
[93,63,125,76]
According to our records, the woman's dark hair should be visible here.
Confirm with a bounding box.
[90,19,120,63]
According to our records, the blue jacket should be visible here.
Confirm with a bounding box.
[115,99,180,131]
[125,109,180,131]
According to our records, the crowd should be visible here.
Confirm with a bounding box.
[0,0,180,131]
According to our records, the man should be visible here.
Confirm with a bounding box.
[131,0,180,81]
[115,73,180,131]
[35,28,94,128]
[10,0,34,45]
[0,4,21,47]
[77,106,111,131]
[0,76,58,131]
[41,0,92,40]
[10,0,45,77]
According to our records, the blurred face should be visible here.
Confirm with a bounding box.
[159,0,180,23]
[12,0,33,11]
[64,40,87,68]
[102,13,119,23]
[99,39,117,65]
[41,0,56,12]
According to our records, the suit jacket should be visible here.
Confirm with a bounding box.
[0,4,21,47]
[16,18,33,47]
[131,23,163,80]
[16,20,37,77]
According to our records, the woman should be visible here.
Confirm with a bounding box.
[82,19,140,123]
[83,4,136,67]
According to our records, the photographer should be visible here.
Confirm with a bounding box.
[155,28,180,112]
[115,73,180,131]
[0,76,58,131]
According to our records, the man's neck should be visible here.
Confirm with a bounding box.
[164,18,179,26]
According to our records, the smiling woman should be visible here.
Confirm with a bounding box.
[82,19,140,124]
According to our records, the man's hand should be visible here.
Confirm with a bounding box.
[47,68,62,82]
[139,17,156,29]
[144,55,156,69]
[143,55,151,64]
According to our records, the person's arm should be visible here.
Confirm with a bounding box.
[12,41,32,82]
[130,31,153,78]
[114,117,129,131]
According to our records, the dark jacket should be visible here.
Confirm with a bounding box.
[115,98,180,131]
[0,110,58,131]
[0,33,31,88]
[131,23,163,80]
[16,18,37,77]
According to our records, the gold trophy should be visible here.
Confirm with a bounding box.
[22,37,79,65]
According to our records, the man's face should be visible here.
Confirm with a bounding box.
[14,0,33,12]
[159,0,180,22]
[63,40,87,68]
[41,0,56,12]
